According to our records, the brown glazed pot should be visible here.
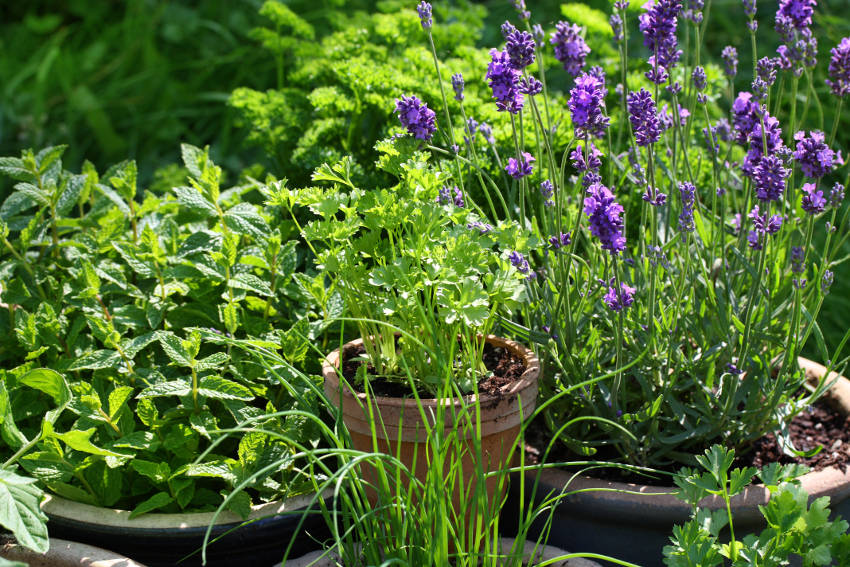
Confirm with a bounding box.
[321,335,540,507]
[507,357,850,567]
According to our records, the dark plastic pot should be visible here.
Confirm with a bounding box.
[504,357,850,567]
[42,492,331,567]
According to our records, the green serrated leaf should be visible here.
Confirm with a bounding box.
[0,468,49,553]
[136,380,192,399]
[197,376,254,401]
[157,331,192,367]
[128,491,174,519]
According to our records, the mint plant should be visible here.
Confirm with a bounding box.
[272,137,530,395]
[664,445,850,566]
[0,145,323,516]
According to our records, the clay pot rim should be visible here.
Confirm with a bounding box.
[41,489,327,530]
[530,356,850,514]
[321,334,540,409]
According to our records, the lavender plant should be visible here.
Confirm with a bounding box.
[405,1,850,468]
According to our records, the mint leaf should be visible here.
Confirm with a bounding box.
[0,468,49,553]
[129,492,174,519]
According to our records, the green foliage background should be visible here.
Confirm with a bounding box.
[2,0,849,357]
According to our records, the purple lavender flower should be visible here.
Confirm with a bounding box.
[794,131,838,178]
[486,49,524,114]
[703,125,720,154]
[777,0,816,31]
[684,0,704,23]
[658,103,690,131]
[722,46,738,78]
[753,155,789,202]
[748,230,763,250]
[584,182,626,255]
[615,1,630,9]
[467,221,494,234]
[540,180,554,199]
[692,66,707,91]
[743,114,785,176]
[716,118,732,142]
[437,185,465,208]
[822,270,834,294]
[506,152,535,179]
[743,0,757,17]
[639,0,684,84]
[758,57,778,87]
[604,282,636,311]
[394,95,437,141]
[666,81,683,95]
[549,232,572,249]
[509,251,534,279]
[827,38,850,97]
[678,182,696,232]
[451,73,464,102]
[519,76,543,96]
[790,246,805,273]
[830,183,845,208]
[550,22,591,76]
[627,88,661,147]
[532,24,545,45]
[479,122,495,144]
[801,183,826,214]
[642,187,667,206]
[749,204,783,234]
[505,29,536,70]
[731,92,759,144]
[512,0,530,20]
[611,13,624,42]
[501,21,518,38]
[570,142,603,172]
[465,117,478,137]
[417,1,432,30]
[569,72,609,137]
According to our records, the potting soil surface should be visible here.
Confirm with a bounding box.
[524,397,850,486]
[341,341,525,399]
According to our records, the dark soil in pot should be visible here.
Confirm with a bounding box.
[340,340,526,398]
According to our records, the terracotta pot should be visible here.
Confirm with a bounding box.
[505,357,850,567]
[0,537,146,567]
[282,537,601,566]
[322,335,540,508]
[41,491,330,567]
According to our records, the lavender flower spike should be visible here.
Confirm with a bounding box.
[451,73,464,102]
[604,282,636,312]
[509,251,535,279]
[485,49,524,114]
[627,88,661,147]
[569,72,609,138]
[722,46,738,78]
[505,28,536,70]
[794,131,838,179]
[550,22,591,76]
[394,95,437,141]
[639,0,684,84]
[801,183,826,214]
[827,38,850,97]
[416,1,432,30]
[753,155,789,202]
[584,182,626,255]
[506,152,535,179]
[678,182,696,233]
